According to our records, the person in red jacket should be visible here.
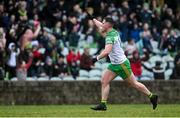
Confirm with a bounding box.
[66,48,80,65]
[66,48,81,79]
[130,51,142,79]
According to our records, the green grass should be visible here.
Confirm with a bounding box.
[0,104,180,117]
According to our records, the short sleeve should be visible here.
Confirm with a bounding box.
[106,37,114,44]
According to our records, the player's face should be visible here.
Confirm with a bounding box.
[102,19,111,31]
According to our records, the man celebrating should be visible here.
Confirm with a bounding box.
[91,17,158,110]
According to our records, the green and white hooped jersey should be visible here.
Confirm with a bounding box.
[105,28,127,64]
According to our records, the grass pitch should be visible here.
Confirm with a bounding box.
[0,104,180,117]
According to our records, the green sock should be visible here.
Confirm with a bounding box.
[148,93,153,98]
[101,100,107,105]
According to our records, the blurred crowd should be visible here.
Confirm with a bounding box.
[0,0,180,80]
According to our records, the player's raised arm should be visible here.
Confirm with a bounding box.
[92,18,103,29]
[92,18,106,37]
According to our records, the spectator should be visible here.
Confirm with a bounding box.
[0,4,10,28]
[140,3,152,24]
[84,19,96,45]
[151,11,161,31]
[53,21,63,40]
[54,55,68,78]
[0,4,5,27]
[66,48,80,66]
[174,10,180,29]
[151,26,161,42]
[17,1,28,21]
[118,15,128,42]
[121,0,130,15]
[141,23,153,53]
[16,53,33,80]
[80,47,94,71]
[6,28,18,47]
[167,30,178,55]
[68,26,79,47]
[0,28,6,78]
[129,23,141,42]
[32,45,42,60]
[28,45,43,77]
[66,49,80,79]
[37,61,46,77]
[171,50,180,79]
[19,22,41,51]
[0,27,6,51]
[39,27,52,54]
[129,51,142,79]
[151,0,161,15]
[125,38,137,56]
[70,61,79,80]
[66,15,80,34]
[6,43,20,79]
[162,8,174,21]
[44,56,54,78]
[73,4,84,21]
[159,28,169,52]
[0,27,5,79]
[9,14,16,26]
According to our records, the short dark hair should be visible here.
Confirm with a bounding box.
[104,17,115,26]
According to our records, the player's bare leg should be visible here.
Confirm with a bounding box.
[91,69,117,111]
[125,73,151,96]
[125,73,158,110]
[101,69,117,101]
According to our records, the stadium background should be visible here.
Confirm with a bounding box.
[0,0,180,109]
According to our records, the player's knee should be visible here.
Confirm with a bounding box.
[101,77,108,87]
[101,79,106,86]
